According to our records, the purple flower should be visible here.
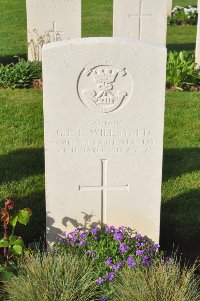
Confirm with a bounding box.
[154,243,160,249]
[127,256,136,267]
[105,258,112,265]
[141,258,152,266]
[164,256,171,262]
[136,250,144,256]
[117,261,123,269]
[105,226,110,233]
[68,230,78,238]
[114,231,124,241]
[119,244,129,253]
[78,239,86,246]
[111,264,118,270]
[135,234,143,239]
[105,225,115,233]
[148,246,153,252]
[80,233,87,239]
[91,227,100,235]
[97,277,104,285]
[86,250,95,255]
[107,272,115,282]
[141,260,147,266]
[137,242,145,247]
[112,262,123,271]
[100,296,107,301]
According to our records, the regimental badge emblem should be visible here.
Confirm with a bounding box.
[77,60,133,113]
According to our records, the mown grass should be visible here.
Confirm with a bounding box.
[0,89,45,242]
[161,92,200,258]
[0,0,27,63]
[82,0,113,37]
[173,0,197,6]
[167,26,197,52]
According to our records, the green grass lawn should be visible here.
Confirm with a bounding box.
[167,26,197,52]
[161,92,200,258]
[173,0,197,6]
[0,0,27,63]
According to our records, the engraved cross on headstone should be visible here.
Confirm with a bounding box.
[47,21,64,42]
[79,159,129,225]
[129,0,152,39]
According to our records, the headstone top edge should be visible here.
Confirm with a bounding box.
[42,37,167,52]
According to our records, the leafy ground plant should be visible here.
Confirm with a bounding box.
[0,59,42,88]
[4,251,100,301]
[112,257,200,301]
[55,226,161,300]
[166,51,200,90]
[169,6,198,25]
[0,199,32,281]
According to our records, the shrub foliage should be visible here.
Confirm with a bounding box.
[113,258,200,301]
[4,251,100,301]
[166,51,200,90]
[0,59,42,89]
[169,6,198,25]
[55,226,161,300]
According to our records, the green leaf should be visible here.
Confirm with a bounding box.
[0,271,13,281]
[18,208,32,225]
[13,238,24,247]
[0,238,9,248]
[9,235,24,247]
[10,215,18,227]
[9,235,17,243]
[12,245,22,255]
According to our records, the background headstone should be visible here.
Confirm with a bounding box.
[43,38,166,243]
[26,0,81,61]
[195,0,200,68]
[113,0,168,45]
[167,0,173,17]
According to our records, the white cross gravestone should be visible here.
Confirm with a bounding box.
[195,0,200,69]
[26,0,81,61]
[113,0,168,45]
[43,38,167,243]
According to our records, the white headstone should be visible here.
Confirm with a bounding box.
[195,0,200,68]
[26,0,81,61]
[43,38,166,243]
[113,0,168,45]
[167,0,173,17]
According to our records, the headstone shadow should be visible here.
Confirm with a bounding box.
[167,43,196,52]
[0,54,27,65]
[6,190,46,245]
[0,148,44,185]
[160,188,200,260]
[163,148,200,182]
